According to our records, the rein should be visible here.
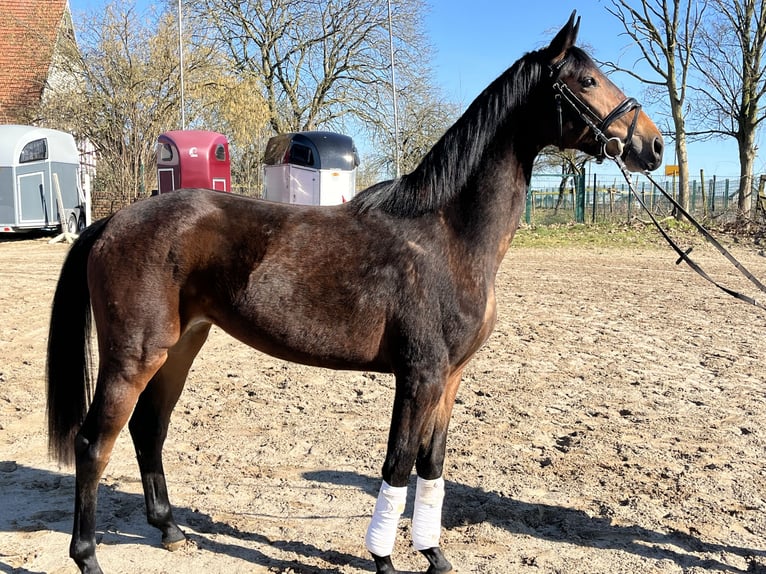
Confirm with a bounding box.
[613,155,766,311]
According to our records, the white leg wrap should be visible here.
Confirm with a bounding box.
[365,480,408,557]
[412,476,445,551]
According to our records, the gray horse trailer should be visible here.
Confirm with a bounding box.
[0,125,89,233]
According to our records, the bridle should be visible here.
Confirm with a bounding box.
[550,54,641,163]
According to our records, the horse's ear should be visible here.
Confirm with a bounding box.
[547,11,580,66]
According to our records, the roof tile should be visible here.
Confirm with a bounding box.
[0,0,69,123]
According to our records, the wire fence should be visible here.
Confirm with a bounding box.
[526,173,763,226]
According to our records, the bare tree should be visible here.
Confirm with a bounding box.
[606,0,706,219]
[692,0,766,217]
[192,71,272,196]
[535,149,591,213]
[363,75,459,178]
[38,3,271,213]
[186,0,446,180]
[39,5,196,212]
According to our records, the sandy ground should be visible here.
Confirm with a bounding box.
[2,231,766,574]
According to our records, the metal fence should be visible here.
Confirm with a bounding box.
[525,173,758,225]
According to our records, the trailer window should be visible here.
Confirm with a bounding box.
[289,143,314,167]
[19,138,47,163]
[215,144,226,161]
[158,143,174,162]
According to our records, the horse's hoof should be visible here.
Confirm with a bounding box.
[163,538,187,552]
[161,530,188,552]
[78,560,104,574]
[161,524,187,551]
[371,553,397,574]
[421,547,454,574]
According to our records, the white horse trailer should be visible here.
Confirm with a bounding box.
[0,125,90,233]
[263,131,359,206]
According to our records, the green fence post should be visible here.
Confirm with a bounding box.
[525,186,532,224]
[591,173,597,223]
[575,174,585,223]
[641,181,646,209]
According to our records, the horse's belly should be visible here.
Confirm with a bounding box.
[213,301,390,372]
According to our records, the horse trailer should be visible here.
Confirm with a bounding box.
[156,130,231,194]
[0,125,89,233]
[263,131,359,205]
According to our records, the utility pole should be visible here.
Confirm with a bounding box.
[387,0,400,178]
[178,0,186,129]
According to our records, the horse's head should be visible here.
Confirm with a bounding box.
[542,12,664,172]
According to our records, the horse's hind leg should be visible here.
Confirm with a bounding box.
[128,323,211,550]
[71,355,168,574]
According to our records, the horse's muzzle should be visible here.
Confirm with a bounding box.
[627,133,663,172]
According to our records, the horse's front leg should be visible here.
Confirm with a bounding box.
[365,364,457,574]
[411,367,464,574]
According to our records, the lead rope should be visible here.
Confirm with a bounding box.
[611,154,766,310]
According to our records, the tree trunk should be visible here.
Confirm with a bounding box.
[670,100,691,219]
[554,175,570,214]
[737,133,756,217]
[666,32,690,221]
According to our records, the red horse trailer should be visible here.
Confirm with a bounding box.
[156,130,231,193]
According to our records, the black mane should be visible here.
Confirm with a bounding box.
[352,47,558,217]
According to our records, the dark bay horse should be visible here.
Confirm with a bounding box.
[47,12,663,574]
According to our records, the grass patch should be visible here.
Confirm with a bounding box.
[511,218,764,252]
[511,222,671,249]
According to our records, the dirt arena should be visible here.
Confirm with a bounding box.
[1,231,766,574]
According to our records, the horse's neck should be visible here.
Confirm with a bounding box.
[444,143,534,275]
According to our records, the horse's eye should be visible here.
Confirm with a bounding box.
[581,77,597,88]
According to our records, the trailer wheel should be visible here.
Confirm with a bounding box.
[78,215,86,232]
[67,213,78,234]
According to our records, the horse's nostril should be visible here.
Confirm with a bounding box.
[653,137,664,160]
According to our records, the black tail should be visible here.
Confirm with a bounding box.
[46,217,111,465]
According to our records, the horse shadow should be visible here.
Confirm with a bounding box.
[1,463,764,573]
[0,463,368,574]
[305,469,766,573]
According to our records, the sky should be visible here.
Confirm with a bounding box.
[66,0,752,179]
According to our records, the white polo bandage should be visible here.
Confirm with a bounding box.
[412,476,445,550]
[365,480,408,557]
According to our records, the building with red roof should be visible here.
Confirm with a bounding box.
[0,0,75,123]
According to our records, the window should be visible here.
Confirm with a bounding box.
[158,143,174,162]
[19,138,47,163]
[215,144,226,161]
[289,143,314,167]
